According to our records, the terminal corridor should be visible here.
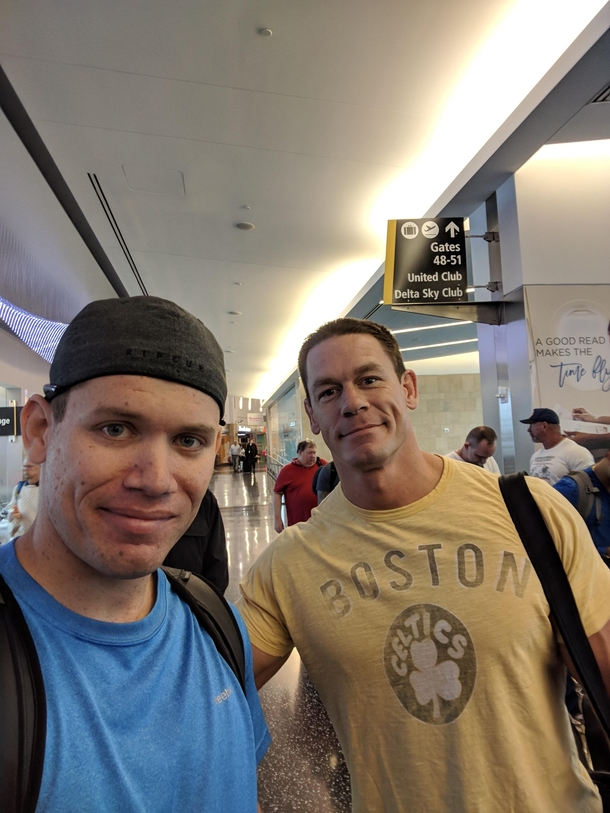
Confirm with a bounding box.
[209,467,352,813]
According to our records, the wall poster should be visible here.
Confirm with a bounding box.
[524,286,610,436]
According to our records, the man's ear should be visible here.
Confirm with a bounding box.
[21,395,54,464]
[214,427,222,454]
[304,398,321,435]
[402,369,419,410]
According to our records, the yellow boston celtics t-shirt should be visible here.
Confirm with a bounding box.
[238,458,610,813]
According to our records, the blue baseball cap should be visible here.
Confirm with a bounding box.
[520,408,559,425]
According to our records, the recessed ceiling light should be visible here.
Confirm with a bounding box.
[235,222,255,230]
[258,28,272,37]
[228,310,242,315]
[240,205,251,210]
[233,282,242,286]
[224,349,236,354]
[230,321,236,324]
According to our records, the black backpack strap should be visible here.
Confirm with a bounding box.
[162,567,246,692]
[499,472,610,739]
[0,574,46,813]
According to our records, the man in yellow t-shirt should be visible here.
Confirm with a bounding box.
[237,318,610,813]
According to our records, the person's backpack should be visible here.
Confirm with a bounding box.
[312,461,340,496]
[566,470,602,527]
[0,567,245,813]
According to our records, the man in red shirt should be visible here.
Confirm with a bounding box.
[273,440,327,532]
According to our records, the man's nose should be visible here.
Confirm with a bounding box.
[340,384,368,416]
[123,441,176,496]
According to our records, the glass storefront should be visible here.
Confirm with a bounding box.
[268,385,298,466]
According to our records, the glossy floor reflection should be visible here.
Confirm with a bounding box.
[209,467,352,813]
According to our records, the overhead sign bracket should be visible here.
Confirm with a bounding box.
[391,301,504,325]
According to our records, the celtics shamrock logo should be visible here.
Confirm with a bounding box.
[384,604,476,724]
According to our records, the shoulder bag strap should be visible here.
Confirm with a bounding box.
[567,470,601,525]
[499,472,610,738]
[162,567,246,692]
[0,574,46,813]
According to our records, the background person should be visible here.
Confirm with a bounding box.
[163,489,229,593]
[521,407,594,485]
[313,460,340,504]
[554,450,610,559]
[229,440,242,473]
[445,425,500,473]
[0,296,269,810]
[6,458,40,538]
[273,440,326,533]
[245,436,258,474]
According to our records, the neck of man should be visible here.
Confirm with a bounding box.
[337,443,444,511]
[15,520,156,623]
[542,431,564,450]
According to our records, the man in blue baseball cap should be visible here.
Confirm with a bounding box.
[521,407,593,485]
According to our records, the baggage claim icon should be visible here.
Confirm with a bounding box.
[400,221,441,240]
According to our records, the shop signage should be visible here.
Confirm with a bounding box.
[247,412,265,426]
[524,286,610,437]
[0,406,22,436]
[384,218,468,305]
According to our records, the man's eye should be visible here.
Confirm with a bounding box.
[177,435,202,449]
[319,388,336,399]
[102,424,126,438]
[362,377,379,385]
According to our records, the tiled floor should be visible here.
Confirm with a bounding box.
[209,467,352,813]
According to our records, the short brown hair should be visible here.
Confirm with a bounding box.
[297,439,316,453]
[298,318,405,399]
[50,390,70,423]
[465,426,497,445]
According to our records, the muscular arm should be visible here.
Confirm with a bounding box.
[273,493,284,534]
[560,617,610,697]
[252,644,290,689]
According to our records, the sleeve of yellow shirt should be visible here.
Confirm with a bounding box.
[236,539,295,658]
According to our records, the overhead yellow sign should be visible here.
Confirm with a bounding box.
[384,218,467,305]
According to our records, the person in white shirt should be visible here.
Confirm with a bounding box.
[6,459,40,538]
[229,441,242,473]
[521,407,594,485]
[445,426,500,473]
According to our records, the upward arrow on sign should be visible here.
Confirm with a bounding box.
[445,221,460,238]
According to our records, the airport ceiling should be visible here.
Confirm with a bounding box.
[0,1,609,398]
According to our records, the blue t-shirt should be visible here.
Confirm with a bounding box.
[0,542,270,812]
[554,466,610,554]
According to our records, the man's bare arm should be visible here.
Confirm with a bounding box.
[273,493,284,534]
[560,617,610,697]
[565,431,610,451]
[252,644,290,689]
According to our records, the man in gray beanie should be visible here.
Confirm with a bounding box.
[0,296,269,812]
